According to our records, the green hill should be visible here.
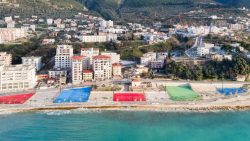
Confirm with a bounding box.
[78,0,247,23]
[0,0,87,18]
[0,0,248,22]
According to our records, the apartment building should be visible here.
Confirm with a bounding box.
[101,51,120,64]
[71,56,84,84]
[112,63,122,76]
[81,48,99,68]
[48,68,67,79]
[0,28,27,43]
[55,45,73,69]
[93,55,112,80]
[80,34,117,43]
[22,56,42,72]
[140,52,157,66]
[150,60,164,69]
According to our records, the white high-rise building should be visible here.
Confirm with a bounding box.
[101,51,120,64]
[0,52,12,66]
[81,48,99,68]
[71,56,84,84]
[0,64,37,92]
[93,55,112,80]
[22,56,42,72]
[55,45,73,69]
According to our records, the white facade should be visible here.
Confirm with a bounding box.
[140,52,157,66]
[197,47,210,56]
[47,18,53,25]
[0,28,27,43]
[81,48,99,68]
[101,51,120,64]
[0,64,37,92]
[100,20,113,28]
[112,63,122,76]
[22,56,42,72]
[150,60,164,69]
[80,34,117,43]
[71,56,84,84]
[48,68,67,78]
[0,52,12,66]
[93,55,112,80]
[55,45,73,69]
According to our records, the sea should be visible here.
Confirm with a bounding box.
[0,110,250,141]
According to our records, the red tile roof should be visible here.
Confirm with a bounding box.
[71,56,84,60]
[112,63,122,67]
[93,55,111,60]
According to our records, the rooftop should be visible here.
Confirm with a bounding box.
[71,56,85,61]
[112,63,122,67]
[93,55,111,60]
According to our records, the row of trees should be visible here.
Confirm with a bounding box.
[165,56,250,81]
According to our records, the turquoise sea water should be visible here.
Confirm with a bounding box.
[0,110,250,141]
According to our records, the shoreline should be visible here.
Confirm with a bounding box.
[2,104,250,115]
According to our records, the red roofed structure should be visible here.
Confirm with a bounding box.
[71,55,85,61]
[113,92,146,102]
[112,63,122,67]
[93,55,111,60]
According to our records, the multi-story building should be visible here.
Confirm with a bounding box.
[112,63,122,76]
[101,51,120,64]
[82,70,93,81]
[100,20,114,28]
[0,64,37,92]
[71,56,84,84]
[48,68,67,79]
[81,48,99,68]
[196,39,215,57]
[22,56,42,72]
[80,34,117,43]
[150,60,164,69]
[0,28,27,43]
[93,55,112,80]
[0,52,12,66]
[55,45,73,69]
[229,23,245,31]
[140,52,157,66]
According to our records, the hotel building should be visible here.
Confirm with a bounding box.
[0,64,37,92]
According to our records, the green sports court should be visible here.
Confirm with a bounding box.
[166,86,201,101]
